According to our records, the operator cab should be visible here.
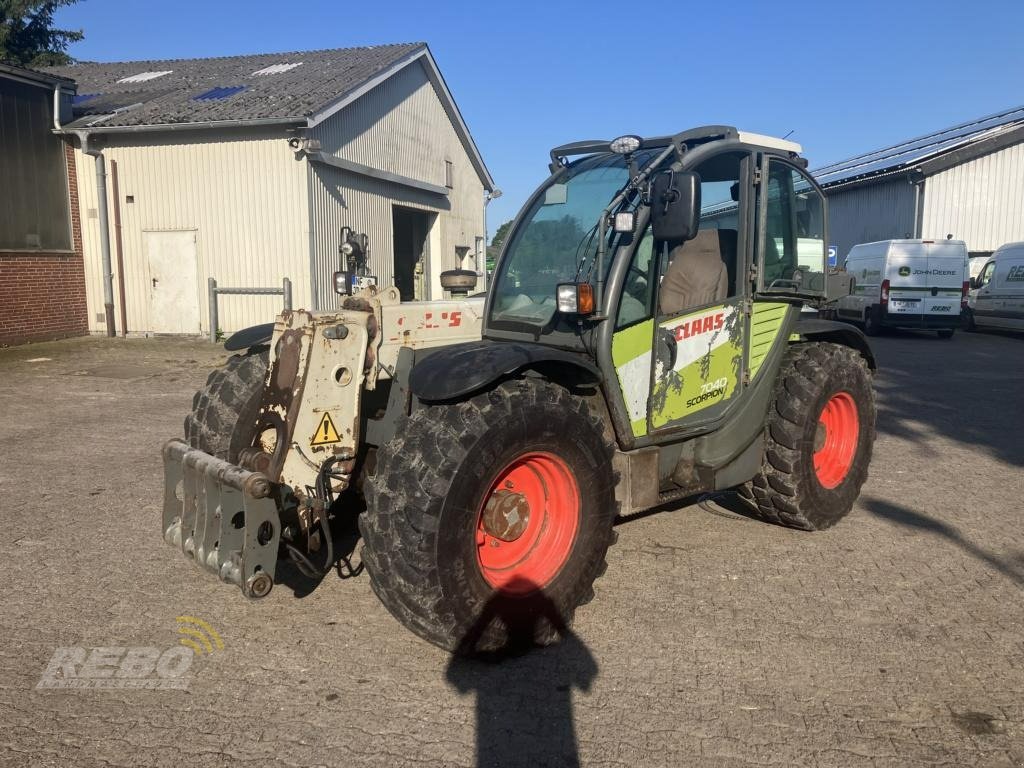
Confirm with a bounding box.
[483,126,840,446]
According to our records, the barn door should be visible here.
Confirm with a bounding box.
[145,229,199,334]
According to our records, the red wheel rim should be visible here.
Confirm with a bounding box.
[813,392,860,489]
[476,452,580,595]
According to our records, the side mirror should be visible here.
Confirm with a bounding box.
[969,276,979,290]
[650,171,701,242]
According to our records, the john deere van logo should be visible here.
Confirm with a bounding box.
[898,266,911,277]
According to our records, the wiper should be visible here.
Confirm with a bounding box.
[572,223,600,282]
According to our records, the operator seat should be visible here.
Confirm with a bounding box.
[658,228,735,316]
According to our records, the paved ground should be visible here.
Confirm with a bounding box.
[1,327,1022,767]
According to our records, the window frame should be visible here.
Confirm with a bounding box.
[755,155,829,298]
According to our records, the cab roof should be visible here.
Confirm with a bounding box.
[549,126,802,169]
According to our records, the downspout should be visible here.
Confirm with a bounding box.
[482,188,502,291]
[909,169,925,239]
[77,131,117,336]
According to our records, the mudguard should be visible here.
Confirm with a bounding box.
[409,339,602,402]
[794,317,877,370]
[224,323,274,352]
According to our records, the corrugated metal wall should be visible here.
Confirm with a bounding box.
[308,59,484,306]
[922,143,1024,251]
[74,126,309,335]
[825,178,917,259]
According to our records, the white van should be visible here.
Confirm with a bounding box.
[835,239,968,338]
[965,242,1024,332]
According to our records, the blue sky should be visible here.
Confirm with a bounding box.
[56,0,1024,236]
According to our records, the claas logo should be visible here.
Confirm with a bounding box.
[673,312,725,341]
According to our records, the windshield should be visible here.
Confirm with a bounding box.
[491,152,653,326]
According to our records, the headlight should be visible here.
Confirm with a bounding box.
[556,283,595,315]
[610,135,641,155]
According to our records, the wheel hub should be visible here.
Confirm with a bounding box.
[481,490,531,542]
[475,452,581,594]
[813,392,860,489]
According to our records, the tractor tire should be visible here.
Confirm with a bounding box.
[361,378,617,654]
[745,342,875,531]
[184,349,268,462]
[863,307,882,336]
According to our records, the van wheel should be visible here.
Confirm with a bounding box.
[937,328,955,339]
[863,308,882,336]
[962,309,977,332]
[745,343,876,531]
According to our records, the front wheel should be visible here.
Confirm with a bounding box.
[745,343,876,530]
[361,379,617,653]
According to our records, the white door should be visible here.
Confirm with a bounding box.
[145,230,199,334]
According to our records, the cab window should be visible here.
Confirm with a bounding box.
[978,261,996,287]
[761,160,827,293]
[614,152,746,328]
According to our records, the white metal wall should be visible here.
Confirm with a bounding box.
[74,126,309,335]
[922,143,1024,251]
[308,59,485,306]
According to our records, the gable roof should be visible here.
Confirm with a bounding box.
[44,43,493,190]
[814,104,1024,189]
[45,43,423,128]
[1,60,75,89]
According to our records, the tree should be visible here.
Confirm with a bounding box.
[490,219,513,250]
[0,1,83,67]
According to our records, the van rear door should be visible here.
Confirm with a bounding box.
[886,242,929,317]
[922,241,967,318]
[888,241,965,318]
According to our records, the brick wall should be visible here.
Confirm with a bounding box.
[0,140,88,346]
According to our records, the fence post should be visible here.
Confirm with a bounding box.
[283,277,293,311]
[208,277,218,344]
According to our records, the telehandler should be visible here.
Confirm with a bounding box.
[163,126,876,651]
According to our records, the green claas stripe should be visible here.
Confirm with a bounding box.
[748,302,789,380]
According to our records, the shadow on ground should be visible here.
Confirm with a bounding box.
[870,330,1024,467]
[863,496,1024,587]
[446,581,598,768]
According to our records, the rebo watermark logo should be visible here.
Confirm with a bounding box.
[36,616,224,691]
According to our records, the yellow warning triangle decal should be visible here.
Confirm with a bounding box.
[310,412,342,446]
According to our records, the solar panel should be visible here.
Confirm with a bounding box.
[813,105,1024,186]
[193,86,247,101]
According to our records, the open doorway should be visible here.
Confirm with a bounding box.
[392,206,433,301]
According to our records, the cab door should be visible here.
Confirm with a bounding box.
[646,151,752,435]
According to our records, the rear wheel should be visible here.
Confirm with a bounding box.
[361,379,617,653]
[185,349,268,461]
[863,307,882,336]
[963,308,978,332]
[745,342,875,530]
[937,328,955,339]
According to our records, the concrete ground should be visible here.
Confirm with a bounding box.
[0,327,1022,768]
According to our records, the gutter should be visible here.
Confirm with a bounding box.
[56,116,305,136]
